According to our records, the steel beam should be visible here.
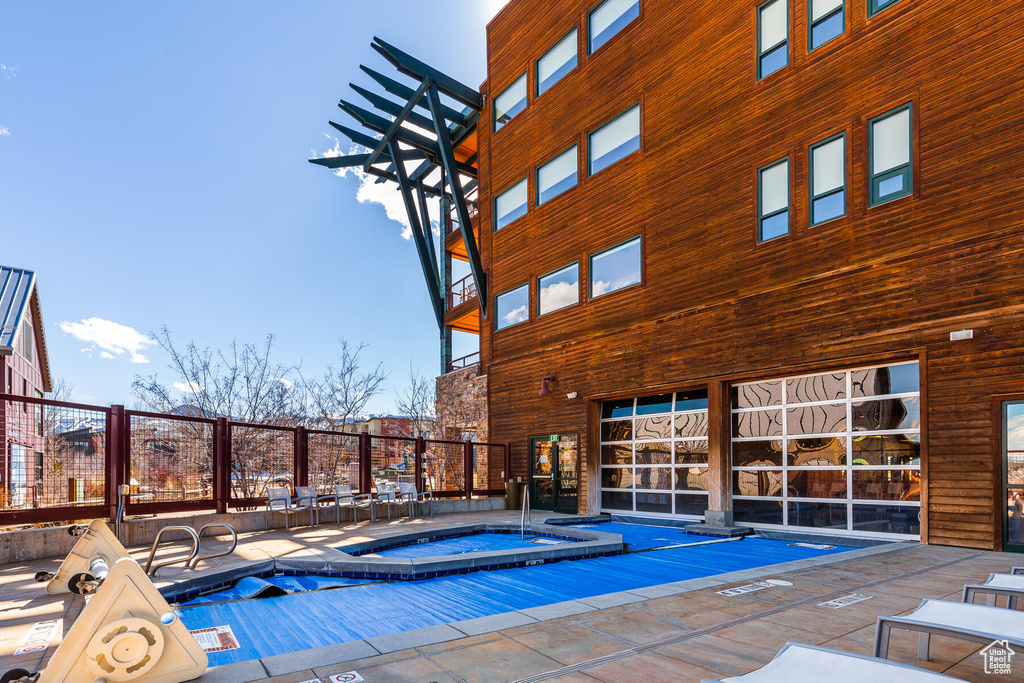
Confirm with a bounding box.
[371,37,484,110]
[416,179,440,286]
[360,65,471,128]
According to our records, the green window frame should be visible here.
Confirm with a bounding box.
[868,0,903,17]
[588,103,641,176]
[493,73,527,133]
[537,145,579,206]
[809,0,844,50]
[809,133,846,225]
[588,0,641,55]
[757,0,789,80]
[589,236,642,299]
[537,28,579,97]
[869,104,913,207]
[495,283,530,331]
[758,158,790,242]
[537,262,581,316]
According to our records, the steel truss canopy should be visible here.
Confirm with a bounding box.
[309,37,486,327]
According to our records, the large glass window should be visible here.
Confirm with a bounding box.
[758,0,788,79]
[23,321,32,364]
[495,284,529,330]
[537,29,578,96]
[537,146,579,205]
[493,74,527,132]
[758,158,789,242]
[869,0,903,17]
[589,0,640,54]
[590,237,641,298]
[601,389,709,517]
[810,134,845,225]
[810,0,844,50]
[538,263,580,316]
[1004,402,1024,552]
[870,104,912,206]
[732,362,921,536]
[494,179,528,231]
[589,104,641,175]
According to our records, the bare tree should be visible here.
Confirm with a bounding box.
[394,364,435,438]
[300,339,389,430]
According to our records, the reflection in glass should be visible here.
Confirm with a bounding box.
[788,437,847,466]
[733,382,783,409]
[788,502,847,529]
[852,397,919,432]
[635,442,672,465]
[636,393,674,415]
[733,469,784,497]
[537,29,578,96]
[852,504,919,534]
[635,416,672,440]
[601,420,632,442]
[494,74,527,131]
[533,441,553,476]
[786,403,846,435]
[733,439,784,467]
[1008,488,1024,546]
[589,106,641,175]
[636,492,672,513]
[495,284,529,330]
[734,499,783,525]
[850,363,919,397]
[675,440,709,464]
[788,469,846,499]
[537,146,579,205]
[589,0,640,53]
[602,490,633,510]
[852,469,919,501]
[758,0,788,78]
[495,179,529,230]
[851,434,919,466]
[602,468,633,489]
[602,399,633,419]
[676,390,709,412]
[591,237,641,297]
[538,263,579,316]
[1009,403,1024,487]
[635,467,673,490]
[676,493,708,516]
[675,412,709,438]
[733,409,783,438]
[786,372,845,403]
[601,443,632,466]
[675,466,709,491]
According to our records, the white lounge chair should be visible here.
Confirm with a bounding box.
[294,486,320,527]
[373,482,400,520]
[700,642,964,682]
[874,598,1024,661]
[395,482,434,518]
[963,572,1024,609]
[265,486,315,531]
[318,485,376,524]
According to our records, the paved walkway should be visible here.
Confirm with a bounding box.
[1,512,1019,682]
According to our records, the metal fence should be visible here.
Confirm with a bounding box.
[0,393,511,525]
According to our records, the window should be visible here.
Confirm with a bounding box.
[758,159,790,241]
[496,284,530,330]
[810,134,846,224]
[494,179,528,231]
[589,0,640,54]
[809,0,844,50]
[537,29,578,96]
[589,104,641,176]
[23,321,32,364]
[758,0,788,79]
[493,74,527,132]
[591,237,641,298]
[537,146,578,205]
[869,0,903,17]
[538,263,580,316]
[869,104,912,206]
[34,390,43,436]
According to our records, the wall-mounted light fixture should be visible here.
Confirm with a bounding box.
[538,375,556,396]
[566,392,578,399]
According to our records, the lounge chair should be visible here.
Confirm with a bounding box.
[963,572,1024,609]
[294,486,320,527]
[700,642,963,682]
[395,482,434,518]
[317,485,376,524]
[265,486,315,531]
[874,598,1024,661]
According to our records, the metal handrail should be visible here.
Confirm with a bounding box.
[188,523,238,568]
[144,526,200,576]
[521,485,531,539]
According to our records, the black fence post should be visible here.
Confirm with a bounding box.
[463,439,474,500]
[214,417,229,514]
[107,405,126,521]
[359,433,372,495]
[415,436,425,493]
[295,426,308,489]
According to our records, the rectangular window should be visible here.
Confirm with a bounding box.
[496,284,530,330]
[538,263,580,316]
[869,104,912,206]
[493,74,527,132]
[589,0,640,54]
[23,321,32,365]
[537,29,578,96]
[591,237,641,298]
[810,135,845,225]
[34,453,43,486]
[589,104,640,176]
[758,158,790,242]
[810,0,844,50]
[758,0,788,79]
[494,179,528,231]
[869,0,902,17]
[537,146,578,205]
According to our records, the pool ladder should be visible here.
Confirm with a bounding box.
[520,486,532,539]
[144,523,238,577]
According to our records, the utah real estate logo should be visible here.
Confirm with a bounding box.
[980,639,1014,676]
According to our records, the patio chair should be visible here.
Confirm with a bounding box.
[700,642,963,682]
[874,598,1024,661]
[373,482,400,520]
[395,482,434,518]
[265,486,315,531]
[963,572,1024,609]
[294,486,320,527]
[317,485,376,524]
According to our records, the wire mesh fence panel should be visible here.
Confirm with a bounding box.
[424,440,465,495]
[1,396,108,511]
[308,432,360,494]
[473,445,505,492]
[229,423,295,500]
[127,413,214,504]
[369,435,416,488]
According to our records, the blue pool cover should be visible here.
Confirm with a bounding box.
[568,522,698,551]
[369,533,567,558]
[178,534,848,665]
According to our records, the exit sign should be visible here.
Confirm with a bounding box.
[549,435,559,442]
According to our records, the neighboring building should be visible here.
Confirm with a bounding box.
[343,415,434,439]
[0,266,54,508]
[315,0,1024,550]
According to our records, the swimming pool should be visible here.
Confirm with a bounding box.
[363,531,569,558]
[175,522,850,666]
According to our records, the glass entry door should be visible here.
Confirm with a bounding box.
[530,434,578,513]
[1004,402,1024,552]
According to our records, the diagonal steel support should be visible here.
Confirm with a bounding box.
[415,180,440,288]
[361,79,432,171]
[372,37,483,110]
[426,82,486,317]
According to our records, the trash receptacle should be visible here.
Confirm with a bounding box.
[505,480,521,510]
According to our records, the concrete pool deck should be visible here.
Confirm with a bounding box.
[0,510,1018,682]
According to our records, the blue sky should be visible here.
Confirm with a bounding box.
[0,1,505,411]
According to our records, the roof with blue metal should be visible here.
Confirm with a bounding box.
[0,265,52,391]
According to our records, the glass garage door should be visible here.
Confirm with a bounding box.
[731,361,921,537]
[600,389,709,518]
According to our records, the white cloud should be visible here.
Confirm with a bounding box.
[540,280,579,312]
[502,305,528,327]
[173,381,204,394]
[274,377,294,390]
[0,126,9,137]
[59,318,156,364]
[0,64,16,80]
